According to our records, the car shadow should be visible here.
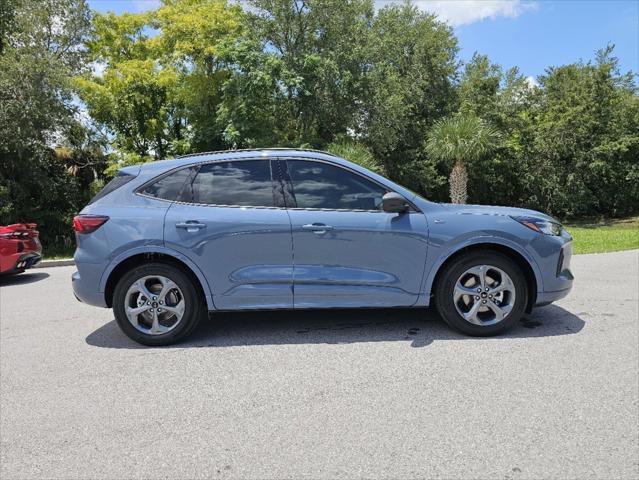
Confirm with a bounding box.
[85,304,585,350]
[0,271,50,286]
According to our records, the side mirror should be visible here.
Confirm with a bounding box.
[382,192,409,213]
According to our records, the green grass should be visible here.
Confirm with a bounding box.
[565,217,639,254]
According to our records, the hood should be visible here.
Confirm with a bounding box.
[438,203,559,222]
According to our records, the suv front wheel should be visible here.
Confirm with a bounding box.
[113,262,206,346]
[435,251,528,336]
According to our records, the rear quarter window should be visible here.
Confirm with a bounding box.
[88,171,136,204]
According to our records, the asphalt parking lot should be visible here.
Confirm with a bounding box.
[1,250,638,479]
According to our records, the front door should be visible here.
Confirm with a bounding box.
[163,159,293,310]
[278,159,429,308]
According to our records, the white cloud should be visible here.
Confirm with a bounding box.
[525,75,539,88]
[375,1,537,27]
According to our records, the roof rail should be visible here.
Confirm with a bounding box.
[176,147,339,159]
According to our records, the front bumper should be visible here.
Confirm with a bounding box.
[534,240,574,306]
[535,286,572,306]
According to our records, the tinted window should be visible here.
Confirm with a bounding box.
[192,160,275,207]
[286,160,387,210]
[89,170,136,204]
[141,167,193,201]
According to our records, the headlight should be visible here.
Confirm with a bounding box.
[510,216,563,236]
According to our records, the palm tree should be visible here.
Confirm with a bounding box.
[426,113,501,204]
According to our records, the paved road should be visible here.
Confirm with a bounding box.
[1,250,638,479]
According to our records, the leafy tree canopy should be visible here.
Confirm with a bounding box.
[2,0,638,252]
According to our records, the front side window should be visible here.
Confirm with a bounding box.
[285,160,387,210]
[191,160,275,207]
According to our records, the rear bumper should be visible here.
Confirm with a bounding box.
[72,269,108,308]
[1,252,42,274]
[18,252,42,269]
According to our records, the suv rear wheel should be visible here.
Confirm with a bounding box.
[113,262,206,346]
[435,251,528,336]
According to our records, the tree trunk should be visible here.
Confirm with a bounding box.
[449,160,468,204]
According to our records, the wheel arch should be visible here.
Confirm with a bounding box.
[101,248,214,310]
[426,240,541,313]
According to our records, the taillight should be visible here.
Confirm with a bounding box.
[73,215,109,234]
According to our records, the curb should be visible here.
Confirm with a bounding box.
[35,259,75,268]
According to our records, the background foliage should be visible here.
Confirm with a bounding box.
[1,0,638,251]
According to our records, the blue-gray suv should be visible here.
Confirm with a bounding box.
[72,149,573,345]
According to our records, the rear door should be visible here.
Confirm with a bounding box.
[161,159,293,310]
[277,158,429,308]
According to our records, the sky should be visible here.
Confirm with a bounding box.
[87,0,639,82]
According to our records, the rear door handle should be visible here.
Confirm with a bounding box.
[302,223,334,233]
[176,221,207,232]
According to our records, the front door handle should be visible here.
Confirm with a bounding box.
[176,221,207,233]
[302,223,334,234]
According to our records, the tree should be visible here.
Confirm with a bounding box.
[77,0,248,163]
[326,137,385,175]
[518,46,639,217]
[425,114,501,204]
[458,53,502,121]
[76,10,175,161]
[0,0,92,247]
[360,1,458,193]
[455,53,535,206]
[155,0,245,151]
[0,0,18,55]
[229,0,373,147]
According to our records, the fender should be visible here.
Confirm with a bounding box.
[98,245,216,310]
[418,235,544,307]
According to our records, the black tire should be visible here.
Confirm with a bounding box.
[434,251,528,336]
[113,262,206,346]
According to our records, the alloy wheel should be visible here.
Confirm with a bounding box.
[124,275,185,335]
[453,265,516,326]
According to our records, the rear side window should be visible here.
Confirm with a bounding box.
[140,167,194,201]
[89,170,136,204]
[191,160,275,207]
[285,160,387,210]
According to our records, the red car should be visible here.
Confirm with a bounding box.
[0,223,42,275]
